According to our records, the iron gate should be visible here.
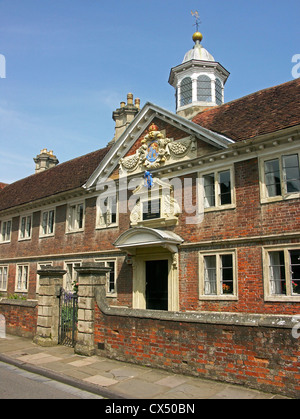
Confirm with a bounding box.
[59,288,78,347]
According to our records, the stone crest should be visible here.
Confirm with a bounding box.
[120,124,196,174]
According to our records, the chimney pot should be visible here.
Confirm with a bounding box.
[110,93,140,144]
[135,98,140,109]
[127,93,133,105]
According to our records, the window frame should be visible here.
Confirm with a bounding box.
[200,167,235,212]
[39,208,56,237]
[94,258,117,297]
[197,74,212,103]
[142,197,161,221]
[199,250,238,300]
[96,194,118,229]
[215,78,223,105]
[15,264,29,293]
[0,218,12,243]
[130,180,179,228]
[64,260,82,291]
[263,246,300,302]
[260,151,300,203]
[180,76,193,107]
[18,214,33,241]
[0,265,8,291]
[66,201,85,233]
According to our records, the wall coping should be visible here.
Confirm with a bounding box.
[75,263,111,276]
[95,287,298,330]
[37,267,66,277]
[0,299,38,308]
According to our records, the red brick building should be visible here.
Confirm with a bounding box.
[0,32,299,396]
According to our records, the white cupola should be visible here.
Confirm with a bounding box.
[168,31,230,119]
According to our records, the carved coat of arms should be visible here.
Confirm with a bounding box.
[119,124,196,173]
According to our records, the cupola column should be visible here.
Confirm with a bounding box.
[192,76,198,103]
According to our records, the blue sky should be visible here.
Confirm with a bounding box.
[0,0,299,183]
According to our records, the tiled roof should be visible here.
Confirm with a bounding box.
[0,183,8,190]
[1,79,299,213]
[0,146,111,212]
[192,78,300,141]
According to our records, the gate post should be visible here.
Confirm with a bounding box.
[74,263,111,356]
[33,267,66,347]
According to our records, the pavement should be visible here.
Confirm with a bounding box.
[0,334,289,399]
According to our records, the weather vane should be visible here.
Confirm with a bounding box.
[191,10,201,32]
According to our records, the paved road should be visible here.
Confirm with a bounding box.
[0,361,103,399]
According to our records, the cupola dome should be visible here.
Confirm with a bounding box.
[168,31,230,119]
[183,32,215,63]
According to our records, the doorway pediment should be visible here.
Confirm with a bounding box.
[114,227,184,254]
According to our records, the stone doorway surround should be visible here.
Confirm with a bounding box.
[114,227,183,312]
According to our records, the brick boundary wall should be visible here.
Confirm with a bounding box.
[0,299,38,338]
[94,286,300,398]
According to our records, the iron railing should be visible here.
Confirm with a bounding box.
[59,288,78,347]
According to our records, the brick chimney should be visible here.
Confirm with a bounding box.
[34,149,59,174]
[110,93,140,144]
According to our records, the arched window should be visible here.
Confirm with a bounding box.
[180,77,192,106]
[215,79,223,105]
[197,75,212,102]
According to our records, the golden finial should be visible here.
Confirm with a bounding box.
[193,32,203,42]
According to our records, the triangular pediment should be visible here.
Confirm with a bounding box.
[84,102,233,190]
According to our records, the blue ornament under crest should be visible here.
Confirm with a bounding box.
[144,171,153,189]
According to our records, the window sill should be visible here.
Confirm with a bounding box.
[261,193,300,204]
[39,234,55,239]
[96,224,118,230]
[18,237,32,242]
[65,229,84,235]
[204,204,236,213]
[106,293,117,298]
[264,295,300,303]
[199,295,238,301]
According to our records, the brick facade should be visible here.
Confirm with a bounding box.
[1,155,299,314]
[0,79,300,396]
